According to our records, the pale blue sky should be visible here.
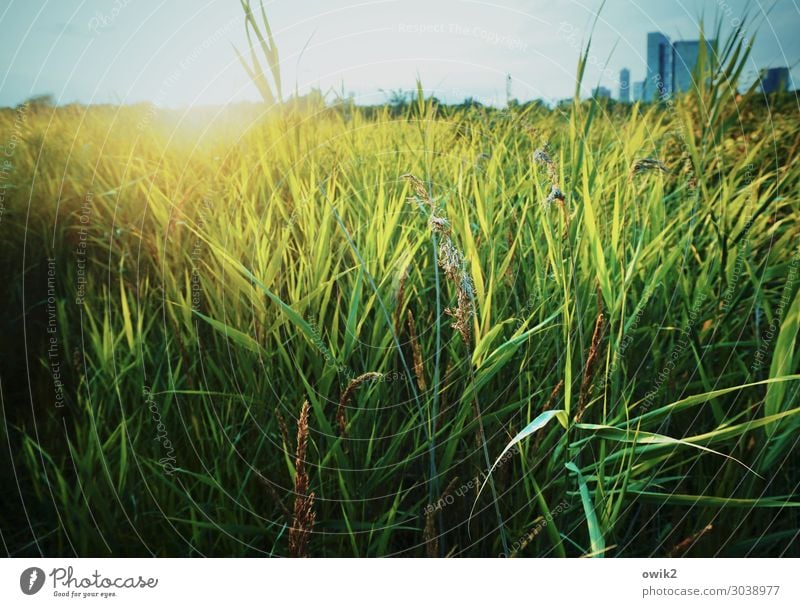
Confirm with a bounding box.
[0,0,797,107]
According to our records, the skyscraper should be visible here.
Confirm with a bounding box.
[760,67,790,94]
[633,81,644,102]
[645,32,672,101]
[672,40,715,94]
[619,68,630,102]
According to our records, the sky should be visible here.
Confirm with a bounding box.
[0,0,798,108]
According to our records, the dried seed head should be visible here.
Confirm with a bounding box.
[460,271,475,301]
[447,284,475,344]
[575,313,606,422]
[437,238,463,282]
[337,372,383,437]
[394,263,410,334]
[429,215,450,234]
[629,158,669,180]
[667,524,713,557]
[546,185,565,204]
[407,310,427,392]
[403,170,478,347]
[288,400,315,557]
[403,173,434,207]
[533,148,552,166]
[534,145,563,203]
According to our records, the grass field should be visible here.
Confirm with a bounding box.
[1,32,799,557]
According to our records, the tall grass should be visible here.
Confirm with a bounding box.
[1,31,799,556]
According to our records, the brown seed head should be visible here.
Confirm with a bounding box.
[288,400,315,557]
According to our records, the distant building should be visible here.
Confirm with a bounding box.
[672,39,715,94]
[593,86,612,99]
[619,68,630,102]
[633,81,644,102]
[639,34,718,99]
[759,67,790,94]
[645,32,672,101]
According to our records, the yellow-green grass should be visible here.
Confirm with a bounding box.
[1,74,798,556]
